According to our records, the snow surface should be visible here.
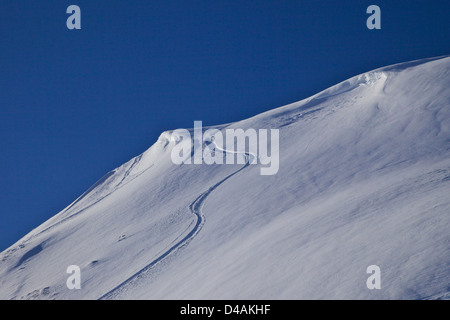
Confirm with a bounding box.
[1,56,449,300]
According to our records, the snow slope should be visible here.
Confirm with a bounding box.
[1,56,449,300]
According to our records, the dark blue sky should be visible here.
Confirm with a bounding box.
[1,0,449,251]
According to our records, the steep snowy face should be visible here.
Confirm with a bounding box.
[1,56,449,300]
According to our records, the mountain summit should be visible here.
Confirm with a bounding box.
[1,56,449,300]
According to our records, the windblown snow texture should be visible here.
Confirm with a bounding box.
[1,56,449,300]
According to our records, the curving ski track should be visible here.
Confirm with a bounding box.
[99,150,254,300]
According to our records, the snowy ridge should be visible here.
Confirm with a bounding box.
[0,56,449,300]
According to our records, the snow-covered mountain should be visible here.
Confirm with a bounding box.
[1,56,449,300]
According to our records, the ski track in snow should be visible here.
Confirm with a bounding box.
[99,147,254,300]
